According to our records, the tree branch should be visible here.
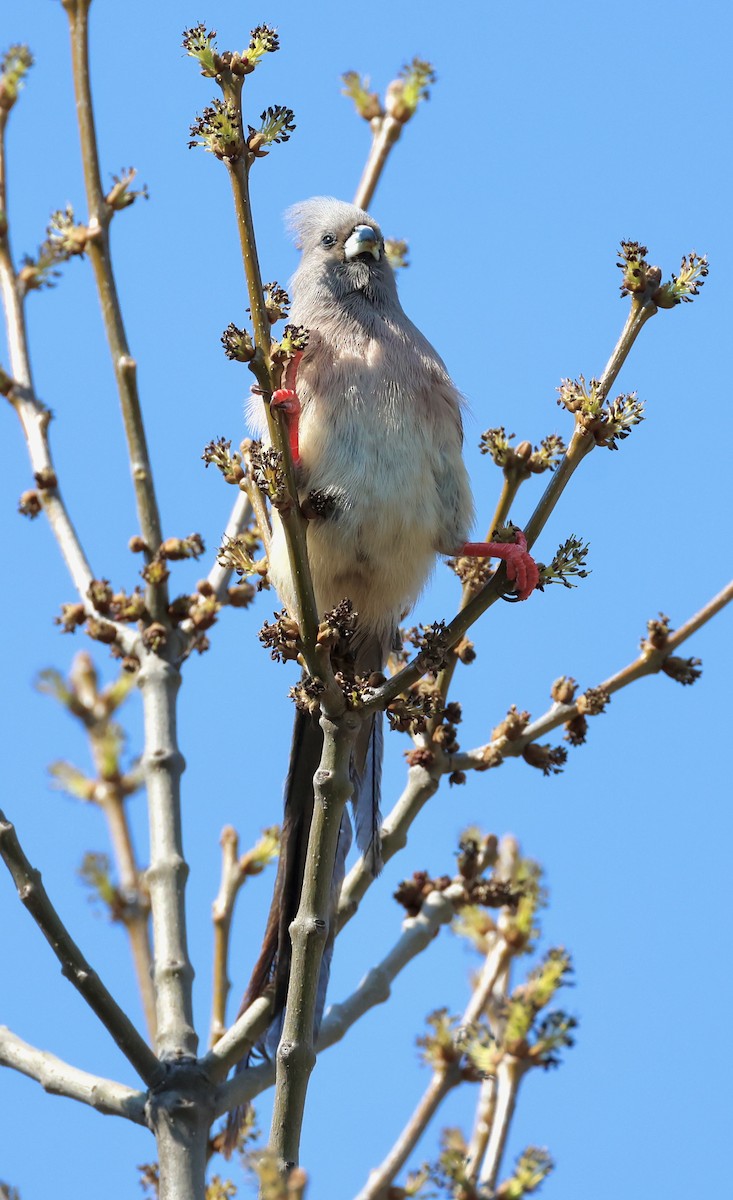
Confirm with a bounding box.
[62,0,166,619]
[203,995,273,1090]
[0,1026,147,1123]
[269,710,360,1168]
[101,785,156,1043]
[355,1067,461,1200]
[322,883,465,1049]
[353,115,403,210]
[208,825,278,1049]
[337,763,441,933]
[478,1056,527,1191]
[354,932,511,1200]
[0,808,161,1085]
[137,646,196,1059]
[450,579,733,775]
[0,103,135,652]
[223,148,323,678]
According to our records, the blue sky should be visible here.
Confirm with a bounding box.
[2,1,731,1197]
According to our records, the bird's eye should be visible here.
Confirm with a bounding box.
[321,233,336,248]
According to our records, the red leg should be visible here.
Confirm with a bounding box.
[271,350,303,465]
[459,528,539,601]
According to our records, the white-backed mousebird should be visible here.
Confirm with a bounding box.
[224,198,537,1147]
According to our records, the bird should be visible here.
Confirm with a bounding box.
[226,198,537,1131]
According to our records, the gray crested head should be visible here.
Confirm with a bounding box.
[286,197,400,313]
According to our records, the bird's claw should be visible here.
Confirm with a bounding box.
[270,351,303,465]
[270,387,301,417]
[458,529,539,601]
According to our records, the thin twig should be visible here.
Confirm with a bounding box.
[0,809,161,1085]
[450,579,733,775]
[337,763,441,932]
[214,883,463,1115]
[203,995,273,1088]
[0,106,135,651]
[355,1067,462,1200]
[362,299,658,716]
[210,826,241,1048]
[465,839,519,1183]
[62,0,167,619]
[334,581,733,969]
[322,883,465,1049]
[354,930,511,1200]
[100,786,156,1041]
[224,148,323,679]
[353,116,403,210]
[465,1074,498,1185]
[478,1056,527,1191]
[0,1026,147,1123]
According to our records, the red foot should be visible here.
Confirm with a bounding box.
[271,351,303,465]
[459,528,539,601]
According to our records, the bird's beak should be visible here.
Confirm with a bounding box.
[344,224,381,261]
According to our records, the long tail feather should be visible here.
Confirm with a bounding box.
[351,711,383,874]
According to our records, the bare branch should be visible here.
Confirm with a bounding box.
[337,763,441,933]
[204,995,273,1091]
[101,788,156,1042]
[0,97,135,652]
[213,884,463,1115]
[0,1026,147,1123]
[322,883,465,1049]
[137,647,196,1058]
[451,580,733,775]
[0,808,161,1085]
[209,825,279,1048]
[354,932,511,1200]
[353,116,403,210]
[223,137,322,677]
[62,0,167,619]
[269,710,361,1168]
[355,1069,460,1200]
[478,1056,527,1191]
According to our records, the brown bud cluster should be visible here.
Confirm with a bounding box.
[227,581,256,608]
[159,533,204,561]
[476,743,504,771]
[644,612,672,650]
[84,579,146,625]
[522,743,567,776]
[289,675,325,715]
[142,623,167,652]
[551,676,577,705]
[202,437,246,484]
[662,655,702,686]
[250,442,288,508]
[56,602,87,633]
[577,686,610,716]
[259,610,301,662]
[405,747,435,769]
[18,489,42,517]
[492,705,530,743]
[394,870,453,917]
[34,467,58,490]
[316,598,358,652]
